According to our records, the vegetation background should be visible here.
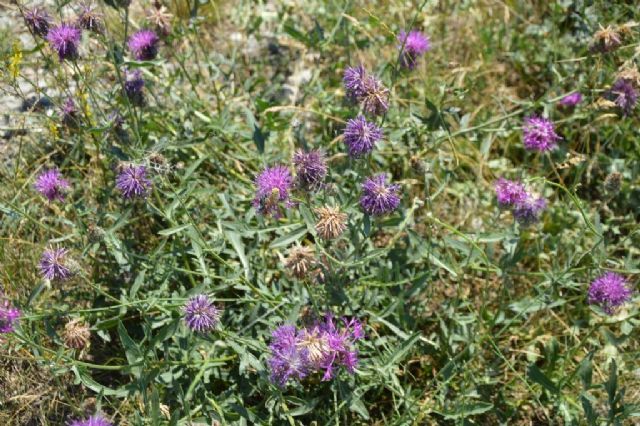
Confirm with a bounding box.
[1,0,639,424]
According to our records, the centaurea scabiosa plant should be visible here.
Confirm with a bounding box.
[128,29,159,61]
[522,116,561,152]
[0,300,20,334]
[397,30,431,69]
[293,149,327,191]
[253,165,294,218]
[47,24,82,61]
[343,115,383,158]
[183,294,220,333]
[39,247,72,281]
[24,7,51,38]
[360,174,401,216]
[68,414,113,426]
[116,165,152,199]
[34,168,70,202]
[588,272,632,315]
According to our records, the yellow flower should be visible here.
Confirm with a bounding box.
[9,41,22,80]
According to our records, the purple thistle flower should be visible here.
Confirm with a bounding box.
[39,247,72,281]
[253,165,294,218]
[313,314,363,381]
[47,24,82,61]
[35,168,70,202]
[588,272,632,315]
[293,149,327,191]
[183,294,220,333]
[494,178,528,207]
[343,115,383,158]
[360,174,401,216]
[558,92,582,108]
[343,65,368,100]
[608,79,638,116]
[76,3,103,34]
[24,7,51,37]
[268,325,310,386]
[397,30,431,69]
[115,165,152,199]
[123,69,145,106]
[522,116,561,152]
[128,30,159,61]
[512,195,546,225]
[0,301,20,334]
[68,414,113,426]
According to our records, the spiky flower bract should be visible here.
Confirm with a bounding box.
[183,294,220,333]
[39,247,72,281]
[522,116,561,152]
[253,165,294,218]
[128,30,159,61]
[77,3,103,33]
[293,150,327,191]
[68,414,113,426]
[360,174,401,216]
[47,24,82,61]
[343,115,383,158]
[588,272,632,315]
[494,178,528,207]
[35,168,70,202]
[397,30,431,69]
[315,205,347,240]
[0,301,20,334]
[608,79,638,116]
[116,165,152,199]
[558,92,582,108]
[124,69,145,106]
[24,7,51,37]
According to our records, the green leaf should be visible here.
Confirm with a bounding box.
[269,224,307,248]
[224,229,250,279]
[158,223,192,236]
[440,401,494,419]
[118,321,142,377]
[527,364,558,394]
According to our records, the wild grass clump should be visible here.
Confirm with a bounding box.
[1,1,639,424]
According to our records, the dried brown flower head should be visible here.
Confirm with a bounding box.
[591,25,621,53]
[604,171,622,195]
[284,246,316,279]
[314,205,347,240]
[63,318,91,349]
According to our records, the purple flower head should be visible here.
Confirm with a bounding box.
[268,325,310,386]
[558,92,583,108]
[360,174,401,216]
[124,69,145,106]
[293,149,327,191]
[398,30,431,69]
[115,165,152,199]
[0,301,20,334]
[343,65,368,100]
[35,168,70,202]
[77,3,103,33]
[39,247,72,281]
[512,195,546,225]
[183,294,220,333]
[128,30,159,61]
[47,24,82,61]
[494,178,528,207]
[253,166,294,218]
[588,272,633,315]
[522,116,561,152]
[360,75,389,116]
[314,314,363,380]
[68,414,113,426]
[608,79,638,116]
[24,7,51,37]
[343,115,383,158]
[61,97,79,127]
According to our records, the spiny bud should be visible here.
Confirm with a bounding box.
[314,205,347,240]
[604,172,622,195]
[63,318,91,349]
